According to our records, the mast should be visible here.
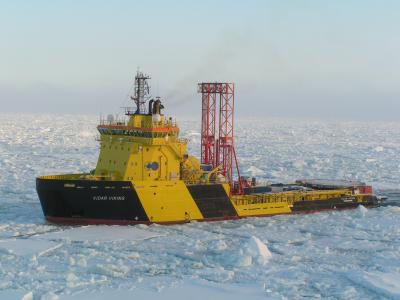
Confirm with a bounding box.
[130,71,151,114]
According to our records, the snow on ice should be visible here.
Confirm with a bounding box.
[35,225,164,242]
[0,239,61,256]
[0,114,399,299]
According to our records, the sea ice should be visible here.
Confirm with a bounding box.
[34,225,163,242]
[246,166,265,177]
[357,205,368,217]
[21,291,33,300]
[348,271,400,299]
[245,236,272,265]
[0,290,28,300]
[0,239,61,256]
[0,114,399,299]
[58,280,270,300]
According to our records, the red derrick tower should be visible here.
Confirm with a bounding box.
[199,83,217,167]
[198,83,242,194]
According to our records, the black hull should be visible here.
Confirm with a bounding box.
[292,196,379,212]
[36,178,149,222]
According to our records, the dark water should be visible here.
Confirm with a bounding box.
[378,189,400,206]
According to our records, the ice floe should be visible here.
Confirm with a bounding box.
[245,166,265,177]
[34,225,163,242]
[0,239,61,256]
[245,236,272,265]
[348,271,400,299]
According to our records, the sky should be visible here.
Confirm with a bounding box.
[0,0,399,120]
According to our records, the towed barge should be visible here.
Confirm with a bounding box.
[36,72,382,225]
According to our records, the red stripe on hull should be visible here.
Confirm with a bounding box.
[45,216,240,226]
[45,204,376,226]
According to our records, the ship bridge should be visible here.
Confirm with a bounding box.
[97,116,179,138]
[92,71,195,182]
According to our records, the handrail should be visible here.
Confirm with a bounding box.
[37,173,91,180]
[97,124,179,133]
[232,189,352,206]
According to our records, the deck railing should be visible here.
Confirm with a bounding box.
[232,189,352,206]
[38,174,90,180]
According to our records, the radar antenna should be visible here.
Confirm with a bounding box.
[130,71,151,114]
